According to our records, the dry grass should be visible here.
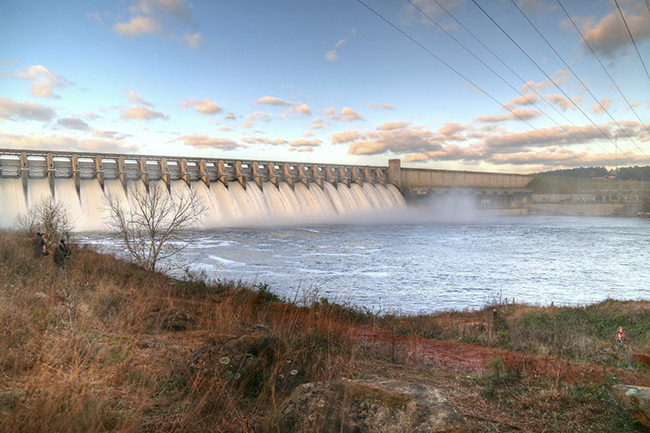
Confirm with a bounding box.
[0,233,645,432]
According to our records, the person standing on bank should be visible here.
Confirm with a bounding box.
[33,232,48,257]
[53,239,71,274]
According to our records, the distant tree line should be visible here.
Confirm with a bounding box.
[536,166,650,181]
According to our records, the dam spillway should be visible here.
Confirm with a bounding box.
[0,150,406,231]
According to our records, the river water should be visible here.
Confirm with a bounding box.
[80,214,650,314]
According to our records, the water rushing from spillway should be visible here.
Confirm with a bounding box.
[0,178,405,230]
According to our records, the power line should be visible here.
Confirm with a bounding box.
[557,0,650,140]
[405,0,605,160]
[613,0,650,84]
[355,0,593,167]
[407,0,615,158]
[469,0,641,168]
[510,0,650,163]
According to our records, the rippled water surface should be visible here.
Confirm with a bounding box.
[83,215,650,314]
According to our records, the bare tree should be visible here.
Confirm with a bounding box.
[104,182,206,272]
[16,196,74,241]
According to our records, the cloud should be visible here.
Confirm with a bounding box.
[92,130,130,140]
[325,107,364,121]
[545,93,582,111]
[256,96,311,115]
[328,115,644,169]
[127,89,152,106]
[177,134,243,150]
[113,16,162,36]
[240,136,288,146]
[324,30,356,62]
[183,33,201,49]
[180,98,222,115]
[242,111,274,129]
[288,138,322,152]
[257,96,293,107]
[504,92,538,109]
[438,122,466,136]
[295,104,312,115]
[217,126,231,131]
[241,136,275,145]
[310,117,325,130]
[330,130,362,144]
[475,108,541,123]
[580,8,650,58]
[341,123,443,156]
[371,103,395,110]
[251,97,311,122]
[121,106,168,120]
[130,0,194,24]
[224,113,237,120]
[111,0,198,47]
[0,130,136,153]
[593,97,613,114]
[325,38,346,62]
[83,112,102,120]
[520,69,571,92]
[0,98,56,121]
[57,117,90,131]
[377,121,408,130]
[9,65,72,98]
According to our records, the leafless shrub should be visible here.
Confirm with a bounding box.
[104,182,205,272]
[15,196,74,241]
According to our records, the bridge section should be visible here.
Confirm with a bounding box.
[388,159,533,210]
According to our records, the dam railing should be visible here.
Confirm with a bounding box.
[0,149,393,195]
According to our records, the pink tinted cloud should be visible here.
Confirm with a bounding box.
[580,9,650,58]
[11,65,71,98]
[121,106,168,120]
[178,134,242,150]
[180,98,222,115]
[113,16,162,37]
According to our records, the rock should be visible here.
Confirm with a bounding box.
[161,309,195,332]
[221,324,277,356]
[274,378,468,433]
[275,359,305,394]
[190,325,278,394]
[611,384,650,427]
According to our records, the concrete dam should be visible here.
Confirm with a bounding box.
[0,149,536,230]
[0,149,410,231]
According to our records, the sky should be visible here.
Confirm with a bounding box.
[0,0,649,174]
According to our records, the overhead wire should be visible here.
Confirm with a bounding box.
[469,0,641,168]
[355,0,593,167]
[405,0,605,160]
[613,0,650,84]
[509,0,650,164]
[557,0,650,140]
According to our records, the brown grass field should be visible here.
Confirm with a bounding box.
[0,233,648,432]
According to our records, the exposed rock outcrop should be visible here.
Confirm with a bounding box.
[612,385,650,428]
[190,325,280,393]
[273,378,468,433]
